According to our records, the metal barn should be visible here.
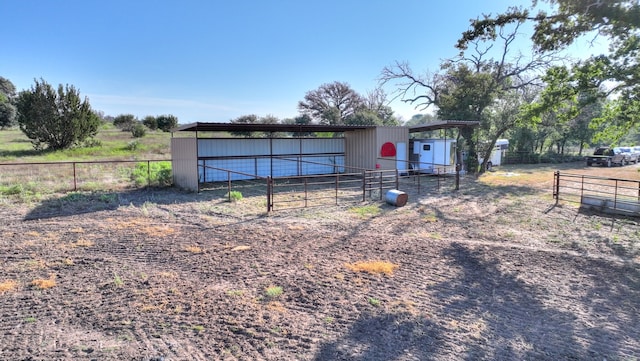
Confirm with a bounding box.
[170,121,478,192]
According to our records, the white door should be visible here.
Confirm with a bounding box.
[396,142,407,175]
[419,142,434,172]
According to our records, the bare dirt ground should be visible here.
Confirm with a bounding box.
[1,162,639,361]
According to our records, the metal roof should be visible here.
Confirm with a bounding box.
[172,122,376,133]
[171,120,479,135]
[408,120,480,133]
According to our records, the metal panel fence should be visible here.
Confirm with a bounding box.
[199,161,456,212]
[553,171,640,216]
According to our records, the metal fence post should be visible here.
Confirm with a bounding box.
[147,160,151,187]
[378,171,383,200]
[362,170,366,202]
[266,176,272,213]
[72,162,77,191]
[395,169,399,190]
[227,171,232,202]
[335,173,339,205]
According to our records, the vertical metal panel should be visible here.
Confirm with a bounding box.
[171,138,199,191]
[345,128,376,171]
[376,126,410,171]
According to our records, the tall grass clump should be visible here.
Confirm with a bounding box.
[226,190,243,202]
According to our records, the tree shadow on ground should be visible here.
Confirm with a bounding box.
[314,311,445,361]
[433,243,639,360]
[314,242,639,360]
[23,187,266,222]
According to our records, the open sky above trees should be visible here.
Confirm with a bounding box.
[1,0,608,124]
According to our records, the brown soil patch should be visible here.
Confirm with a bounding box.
[0,162,639,360]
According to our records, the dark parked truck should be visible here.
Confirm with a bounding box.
[586,147,626,167]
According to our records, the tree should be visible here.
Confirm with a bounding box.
[381,22,559,173]
[361,87,399,125]
[142,115,158,130]
[156,114,178,132]
[229,114,259,137]
[298,82,364,125]
[0,102,17,129]
[403,113,437,127]
[113,114,137,131]
[0,76,17,128]
[458,0,640,141]
[15,78,101,150]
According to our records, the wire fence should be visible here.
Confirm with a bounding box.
[0,160,172,194]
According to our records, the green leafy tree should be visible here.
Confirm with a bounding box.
[382,22,558,173]
[113,114,137,131]
[15,78,101,150]
[142,115,158,130]
[458,0,640,141]
[156,114,178,132]
[0,76,17,128]
[229,114,259,137]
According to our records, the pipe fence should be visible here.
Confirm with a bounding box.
[553,171,640,216]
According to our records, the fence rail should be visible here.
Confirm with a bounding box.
[553,171,640,216]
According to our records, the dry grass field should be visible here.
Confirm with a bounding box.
[0,161,639,360]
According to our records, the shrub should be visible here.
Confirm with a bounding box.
[131,123,147,138]
[226,190,243,202]
[126,140,140,151]
[265,285,283,298]
[131,161,172,187]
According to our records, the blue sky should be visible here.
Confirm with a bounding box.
[1,1,606,123]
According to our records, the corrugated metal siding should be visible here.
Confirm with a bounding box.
[195,137,346,182]
[301,138,344,153]
[376,127,409,171]
[198,139,271,157]
[345,129,377,171]
[272,139,300,155]
[171,138,199,191]
[174,130,408,185]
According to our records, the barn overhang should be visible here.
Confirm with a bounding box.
[409,120,480,133]
[172,122,375,136]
